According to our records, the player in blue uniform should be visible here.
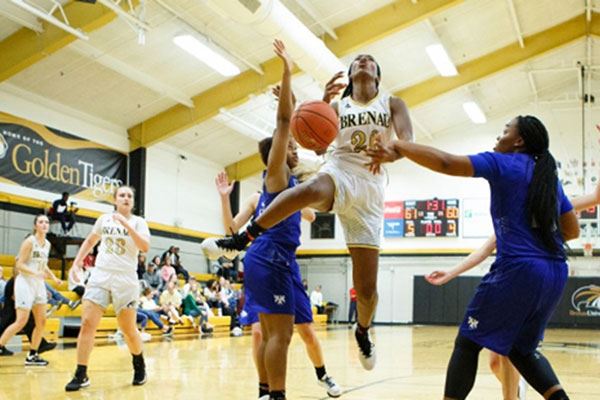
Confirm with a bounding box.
[367,115,579,400]
[216,164,341,399]
[213,39,332,400]
[426,183,600,400]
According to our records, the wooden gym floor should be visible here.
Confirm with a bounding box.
[0,325,598,399]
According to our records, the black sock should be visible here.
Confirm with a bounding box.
[246,221,266,240]
[132,352,145,368]
[548,390,569,400]
[269,390,285,400]
[259,382,269,397]
[315,365,326,380]
[28,349,37,357]
[356,323,369,335]
[75,364,87,379]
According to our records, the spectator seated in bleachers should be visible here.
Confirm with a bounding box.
[217,278,240,333]
[162,246,190,282]
[136,254,146,280]
[310,285,325,315]
[142,261,161,293]
[49,192,78,235]
[139,288,173,337]
[203,280,221,310]
[159,280,183,325]
[214,256,236,282]
[182,280,213,333]
[160,257,177,290]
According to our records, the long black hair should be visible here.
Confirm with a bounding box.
[341,55,381,99]
[517,115,561,252]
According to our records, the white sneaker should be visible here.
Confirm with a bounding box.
[258,396,269,400]
[318,375,342,398]
[354,325,376,371]
[109,330,124,341]
[518,377,527,399]
[140,332,152,342]
[200,237,240,260]
[230,326,243,337]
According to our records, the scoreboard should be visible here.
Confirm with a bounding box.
[579,205,598,220]
[384,199,460,238]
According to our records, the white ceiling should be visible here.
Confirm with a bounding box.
[0,0,599,174]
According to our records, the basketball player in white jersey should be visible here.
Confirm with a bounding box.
[0,215,61,365]
[65,186,150,391]
[203,54,413,370]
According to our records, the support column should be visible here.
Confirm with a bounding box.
[128,147,146,217]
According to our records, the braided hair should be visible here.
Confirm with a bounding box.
[516,115,561,252]
[341,55,382,99]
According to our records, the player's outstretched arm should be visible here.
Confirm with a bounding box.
[426,235,496,285]
[571,177,600,212]
[265,39,294,193]
[215,174,260,234]
[366,136,473,177]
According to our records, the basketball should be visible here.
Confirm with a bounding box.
[291,100,338,151]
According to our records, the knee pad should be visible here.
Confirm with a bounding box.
[548,389,569,400]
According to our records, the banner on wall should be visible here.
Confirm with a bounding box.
[384,201,404,237]
[462,198,493,238]
[0,112,126,204]
[550,278,600,327]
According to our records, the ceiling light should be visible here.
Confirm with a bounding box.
[425,44,458,77]
[462,101,487,124]
[173,34,240,77]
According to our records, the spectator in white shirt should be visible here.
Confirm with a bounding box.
[310,285,324,314]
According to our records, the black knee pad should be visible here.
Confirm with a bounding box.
[444,335,483,400]
[454,334,483,353]
[508,349,564,398]
[548,389,569,400]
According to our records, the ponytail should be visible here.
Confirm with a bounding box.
[517,116,561,253]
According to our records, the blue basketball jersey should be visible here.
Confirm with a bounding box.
[243,171,308,319]
[468,151,572,260]
[253,172,301,249]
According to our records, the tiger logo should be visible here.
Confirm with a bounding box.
[571,285,600,314]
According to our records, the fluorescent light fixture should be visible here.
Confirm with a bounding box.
[425,44,458,77]
[462,101,487,124]
[173,34,240,77]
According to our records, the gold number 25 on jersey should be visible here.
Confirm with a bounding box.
[105,238,127,255]
[351,130,379,153]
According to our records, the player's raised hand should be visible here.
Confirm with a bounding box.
[273,39,293,72]
[322,71,347,104]
[215,171,235,197]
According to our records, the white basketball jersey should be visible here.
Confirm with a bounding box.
[332,92,393,175]
[26,235,50,274]
[92,213,150,273]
